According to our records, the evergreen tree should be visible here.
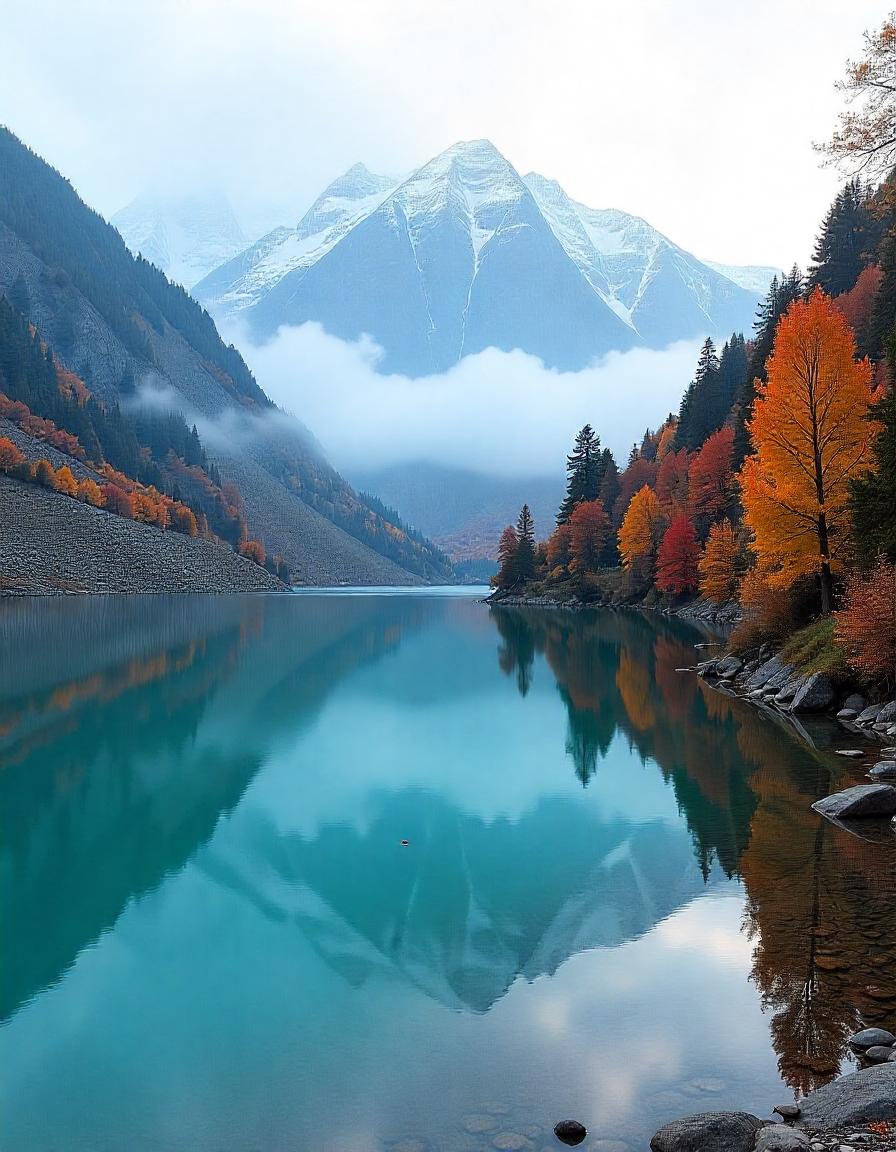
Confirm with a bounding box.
[515,504,537,580]
[675,337,728,451]
[557,424,602,524]
[807,180,881,298]
[597,449,620,517]
[850,387,896,565]
[733,267,804,467]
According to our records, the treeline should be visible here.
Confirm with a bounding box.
[0,127,269,408]
[495,112,896,689]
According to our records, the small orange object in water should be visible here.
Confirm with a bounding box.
[400,840,409,846]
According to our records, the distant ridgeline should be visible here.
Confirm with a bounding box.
[0,126,452,586]
[493,172,896,690]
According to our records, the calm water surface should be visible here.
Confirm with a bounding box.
[1,591,894,1152]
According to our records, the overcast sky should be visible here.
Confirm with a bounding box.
[1,0,886,268]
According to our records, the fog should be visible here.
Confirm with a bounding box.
[229,321,703,477]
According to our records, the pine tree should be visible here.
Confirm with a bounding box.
[807,180,881,298]
[557,424,602,524]
[515,504,537,580]
[675,337,726,451]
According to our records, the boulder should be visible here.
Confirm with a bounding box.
[790,673,835,713]
[864,1045,895,1063]
[772,1105,801,1120]
[813,784,896,820]
[650,1112,763,1152]
[553,1120,587,1146]
[775,678,804,705]
[856,704,883,724]
[746,657,785,691]
[849,1027,896,1049]
[869,761,896,780]
[754,1128,810,1151]
[796,1064,896,1130]
[764,664,796,693]
[715,656,743,678]
[878,701,896,724]
[841,693,867,712]
[836,709,858,720]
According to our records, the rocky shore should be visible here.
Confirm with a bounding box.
[0,476,286,595]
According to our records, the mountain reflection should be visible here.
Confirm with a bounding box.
[1,594,893,1099]
[490,605,896,1090]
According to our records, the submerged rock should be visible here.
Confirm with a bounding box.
[812,784,896,820]
[649,1111,763,1152]
[553,1119,587,1146]
[796,1064,896,1130]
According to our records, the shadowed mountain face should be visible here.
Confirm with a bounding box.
[1,595,894,1152]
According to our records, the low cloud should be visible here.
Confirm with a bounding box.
[231,322,701,478]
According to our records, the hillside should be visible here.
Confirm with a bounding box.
[0,476,282,594]
[195,140,762,374]
[0,127,451,586]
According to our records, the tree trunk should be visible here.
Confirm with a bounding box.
[817,511,833,614]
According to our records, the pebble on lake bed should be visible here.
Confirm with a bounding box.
[553,1119,587,1146]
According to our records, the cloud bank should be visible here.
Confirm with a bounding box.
[230,322,701,478]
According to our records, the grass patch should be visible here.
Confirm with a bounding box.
[778,617,849,680]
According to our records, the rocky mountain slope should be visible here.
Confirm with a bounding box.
[195,139,763,373]
[0,127,450,585]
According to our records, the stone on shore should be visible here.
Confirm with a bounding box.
[849,1028,896,1050]
[773,1105,801,1120]
[863,1045,895,1063]
[841,694,867,713]
[812,784,896,820]
[869,761,896,780]
[714,656,743,678]
[746,658,786,691]
[856,704,883,724]
[834,750,865,758]
[877,701,896,724]
[649,1111,763,1152]
[795,1064,896,1130]
[790,673,835,713]
[835,709,859,720]
[754,1128,810,1151]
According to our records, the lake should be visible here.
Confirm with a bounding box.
[1,591,894,1152]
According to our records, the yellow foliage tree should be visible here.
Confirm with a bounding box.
[53,465,79,497]
[740,288,877,613]
[77,477,104,507]
[618,485,664,579]
[698,519,741,604]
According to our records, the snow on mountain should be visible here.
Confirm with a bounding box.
[112,190,249,290]
[704,261,783,295]
[193,141,763,374]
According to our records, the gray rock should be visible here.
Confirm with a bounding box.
[791,673,836,713]
[856,704,883,724]
[849,1028,896,1050]
[869,761,896,780]
[746,657,785,691]
[836,709,859,720]
[863,1045,895,1063]
[835,750,865,758]
[796,1064,896,1130]
[715,656,743,677]
[553,1120,587,1146]
[841,694,867,712]
[765,664,797,693]
[773,1105,801,1121]
[650,1112,763,1152]
[775,678,805,705]
[812,784,896,820]
[877,701,896,724]
[755,1129,810,1151]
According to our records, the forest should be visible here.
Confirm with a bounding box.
[492,14,896,695]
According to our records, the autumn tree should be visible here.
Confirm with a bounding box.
[495,525,519,589]
[698,520,742,603]
[834,264,883,355]
[689,425,734,523]
[740,288,878,613]
[836,558,896,688]
[102,483,136,518]
[568,499,610,574]
[240,539,267,567]
[53,464,79,496]
[171,504,198,537]
[656,515,700,596]
[818,14,896,183]
[851,388,896,564]
[546,523,573,575]
[656,447,690,515]
[0,436,25,474]
[618,485,664,581]
[77,477,104,507]
[33,459,55,488]
[515,504,537,581]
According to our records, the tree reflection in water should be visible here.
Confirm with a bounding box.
[490,604,896,1092]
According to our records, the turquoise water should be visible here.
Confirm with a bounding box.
[1,591,894,1152]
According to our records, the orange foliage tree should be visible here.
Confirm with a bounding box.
[53,465,79,497]
[740,288,878,613]
[835,559,896,688]
[0,436,25,474]
[77,478,104,507]
[656,447,690,515]
[656,515,700,596]
[618,485,664,580]
[698,520,742,603]
[102,484,136,518]
[568,499,610,574]
[689,425,734,523]
[546,523,573,572]
[240,539,266,566]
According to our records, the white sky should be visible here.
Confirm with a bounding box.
[1,0,888,268]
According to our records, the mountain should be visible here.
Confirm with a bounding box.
[704,260,783,295]
[195,140,763,374]
[112,191,249,290]
[352,462,565,561]
[0,127,452,586]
